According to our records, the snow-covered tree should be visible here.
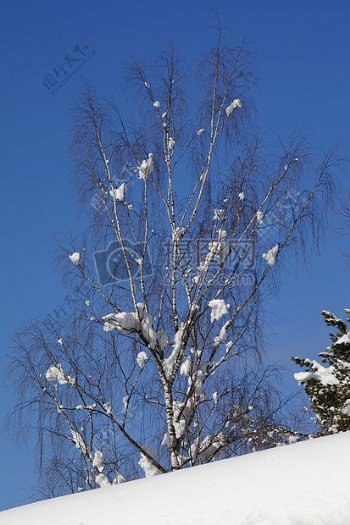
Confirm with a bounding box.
[11,42,336,497]
[293,309,350,435]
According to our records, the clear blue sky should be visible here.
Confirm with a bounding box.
[1,0,350,511]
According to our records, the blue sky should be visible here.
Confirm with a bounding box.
[1,0,350,511]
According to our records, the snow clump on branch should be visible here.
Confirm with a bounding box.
[137,153,154,180]
[95,473,111,488]
[136,351,148,369]
[225,98,242,117]
[138,452,162,477]
[262,244,279,267]
[109,183,126,202]
[45,363,75,386]
[69,252,80,265]
[102,304,168,351]
[208,299,230,323]
[93,450,105,473]
[213,208,227,221]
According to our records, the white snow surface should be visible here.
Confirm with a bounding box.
[2,432,350,524]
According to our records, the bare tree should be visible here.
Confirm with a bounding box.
[10,42,336,497]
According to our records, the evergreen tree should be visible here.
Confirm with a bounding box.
[293,309,350,435]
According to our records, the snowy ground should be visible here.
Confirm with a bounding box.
[1,432,350,525]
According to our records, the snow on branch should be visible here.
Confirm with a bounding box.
[137,153,154,180]
[208,299,230,323]
[109,183,126,202]
[45,364,75,386]
[225,98,242,117]
[138,451,162,477]
[69,252,81,265]
[71,430,88,456]
[102,303,168,351]
[262,244,279,267]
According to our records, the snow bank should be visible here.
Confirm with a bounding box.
[2,433,350,524]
